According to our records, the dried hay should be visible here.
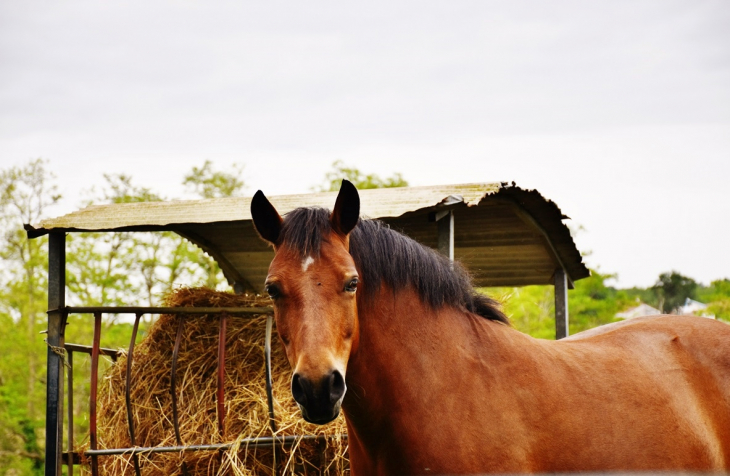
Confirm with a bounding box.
[92,288,349,475]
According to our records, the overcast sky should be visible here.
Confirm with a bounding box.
[2,0,729,288]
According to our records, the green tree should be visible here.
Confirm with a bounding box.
[652,271,698,313]
[697,278,730,302]
[183,160,247,286]
[61,170,237,459]
[69,174,165,310]
[697,278,730,321]
[183,160,245,199]
[491,285,555,339]
[69,166,242,310]
[0,159,245,473]
[490,269,630,339]
[0,159,60,474]
[315,160,408,192]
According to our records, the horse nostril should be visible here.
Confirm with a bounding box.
[291,373,307,406]
[328,370,346,404]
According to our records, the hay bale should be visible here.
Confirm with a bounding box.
[93,288,349,475]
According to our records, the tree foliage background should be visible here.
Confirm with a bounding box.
[0,159,244,475]
[0,159,728,474]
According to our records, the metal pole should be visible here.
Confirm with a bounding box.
[170,316,190,476]
[216,313,228,437]
[125,313,143,476]
[265,314,277,434]
[83,434,343,456]
[66,351,73,476]
[436,210,454,261]
[89,313,102,476]
[265,313,278,473]
[46,232,66,476]
[554,268,569,339]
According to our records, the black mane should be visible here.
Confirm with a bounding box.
[278,207,509,325]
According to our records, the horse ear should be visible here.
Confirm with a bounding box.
[251,190,283,245]
[331,179,360,236]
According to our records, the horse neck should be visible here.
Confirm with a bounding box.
[342,285,506,457]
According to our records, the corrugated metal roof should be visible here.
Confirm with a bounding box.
[25,182,589,289]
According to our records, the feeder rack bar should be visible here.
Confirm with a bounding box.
[64,343,120,360]
[216,313,228,437]
[81,434,346,457]
[89,313,102,476]
[56,306,273,315]
[170,316,190,476]
[125,313,143,476]
[56,304,308,473]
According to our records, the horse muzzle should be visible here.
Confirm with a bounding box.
[291,370,346,424]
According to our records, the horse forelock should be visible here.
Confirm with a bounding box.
[278,206,509,325]
[278,207,333,257]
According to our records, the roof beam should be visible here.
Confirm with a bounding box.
[174,230,256,293]
[493,198,575,289]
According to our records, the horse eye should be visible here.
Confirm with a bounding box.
[265,284,281,299]
[345,278,359,293]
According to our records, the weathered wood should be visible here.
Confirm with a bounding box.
[176,229,256,292]
[46,232,66,476]
[477,278,552,287]
[555,268,569,339]
[456,244,555,260]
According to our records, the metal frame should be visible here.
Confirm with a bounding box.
[53,306,295,476]
[43,231,327,476]
[433,207,571,339]
[44,196,575,474]
[46,233,66,476]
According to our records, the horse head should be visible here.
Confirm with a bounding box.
[250,180,360,424]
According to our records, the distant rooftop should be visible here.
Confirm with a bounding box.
[616,303,662,320]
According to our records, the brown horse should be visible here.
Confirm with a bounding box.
[251,180,730,474]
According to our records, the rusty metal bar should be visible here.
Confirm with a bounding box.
[171,316,184,445]
[60,306,272,315]
[89,312,102,476]
[66,351,73,476]
[84,434,344,456]
[64,343,119,360]
[125,313,143,476]
[170,316,189,476]
[217,313,228,437]
[265,312,278,472]
[265,313,277,434]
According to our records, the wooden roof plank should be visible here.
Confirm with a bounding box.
[24,182,589,288]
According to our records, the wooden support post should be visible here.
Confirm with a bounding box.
[554,268,569,340]
[46,232,66,476]
[436,210,454,261]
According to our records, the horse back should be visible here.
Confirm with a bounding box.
[544,315,730,470]
[565,315,730,397]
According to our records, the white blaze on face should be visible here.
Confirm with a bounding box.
[302,255,315,272]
